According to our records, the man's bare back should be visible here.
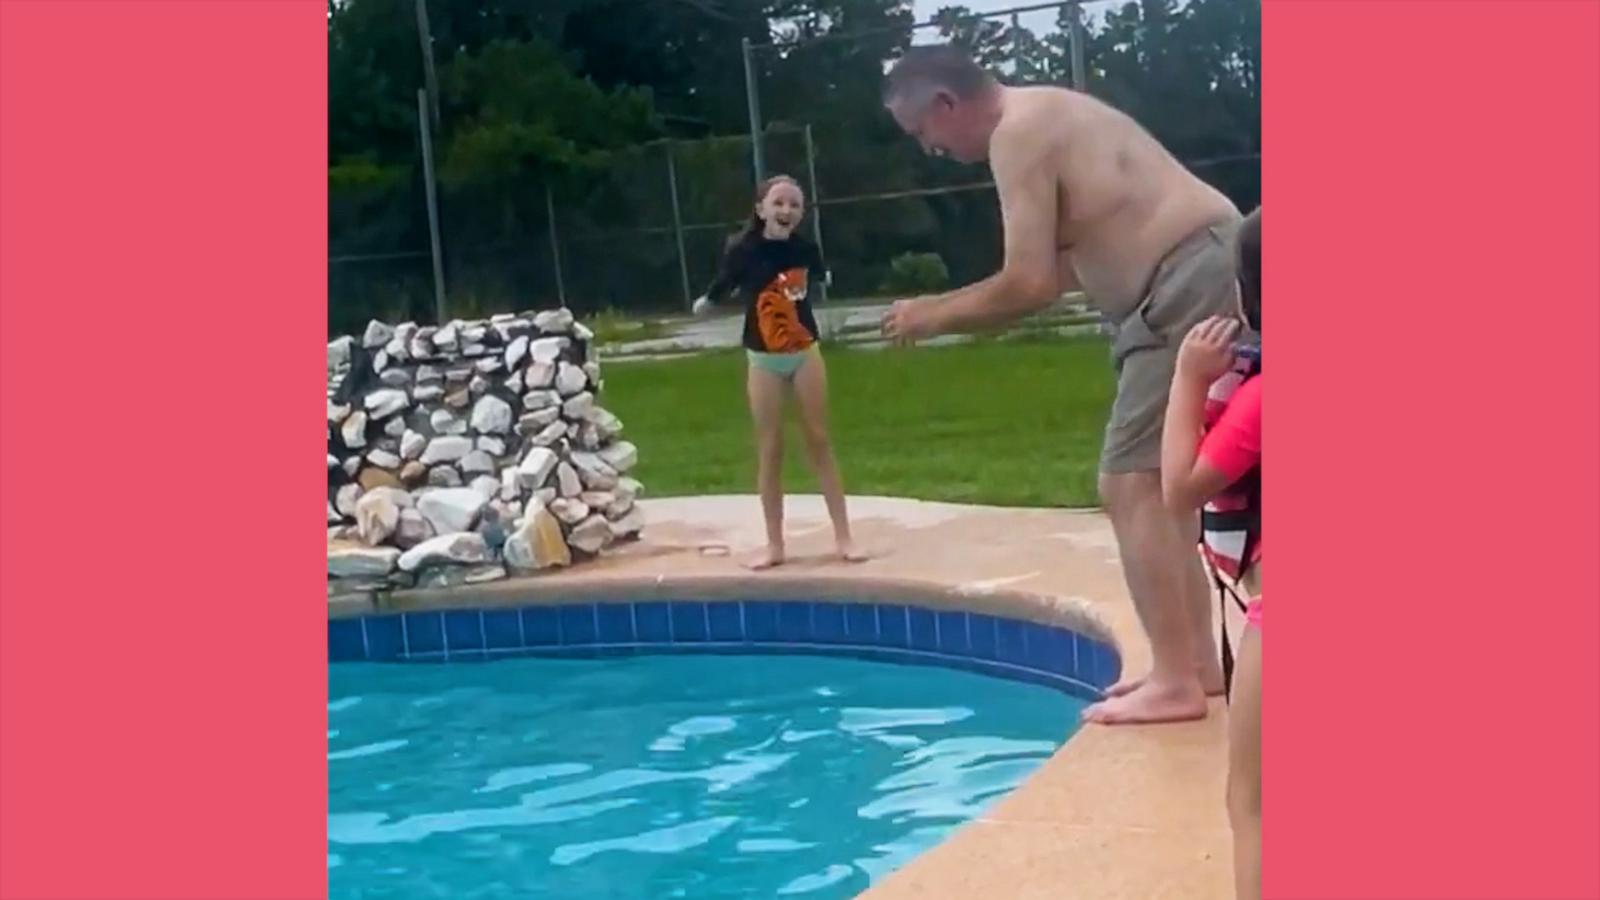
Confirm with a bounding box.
[994,86,1240,321]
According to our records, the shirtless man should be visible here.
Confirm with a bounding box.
[879,45,1243,724]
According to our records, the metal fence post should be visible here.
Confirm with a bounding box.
[416,89,447,324]
[665,143,694,310]
[1011,11,1024,78]
[1068,2,1087,90]
[414,0,441,127]
[802,124,828,304]
[545,183,567,309]
[741,37,767,183]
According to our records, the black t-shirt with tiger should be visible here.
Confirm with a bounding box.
[704,233,825,354]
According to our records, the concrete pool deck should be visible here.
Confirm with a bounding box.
[331,494,1236,899]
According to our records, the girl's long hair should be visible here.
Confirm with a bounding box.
[726,174,802,251]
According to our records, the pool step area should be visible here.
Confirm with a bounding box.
[330,599,1119,701]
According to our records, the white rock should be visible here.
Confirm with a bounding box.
[409,327,436,360]
[328,500,341,523]
[530,487,557,509]
[573,322,595,341]
[522,389,560,411]
[534,308,574,334]
[566,422,581,440]
[568,515,614,554]
[329,545,401,577]
[475,356,503,375]
[529,337,567,364]
[446,366,472,386]
[477,435,506,456]
[428,466,462,488]
[419,435,472,465]
[499,467,522,501]
[328,336,354,369]
[459,450,496,476]
[605,494,635,519]
[469,474,502,502]
[580,491,616,510]
[379,368,410,388]
[562,392,594,419]
[367,448,401,469]
[433,322,459,348]
[574,423,602,450]
[556,462,582,497]
[469,375,491,397]
[586,406,623,438]
[414,384,445,402]
[599,441,638,473]
[362,320,395,349]
[517,408,561,434]
[393,507,434,548]
[470,395,513,435]
[616,476,644,502]
[383,415,406,437]
[524,361,556,389]
[517,446,558,489]
[550,497,590,525]
[503,506,571,572]
[504,335,530,370]
[583,361,602,385]
[328,399,351,423]
[400,430,427,460]
[461,322,489,342]
[342,457,362,478]
[462,343,489,357]
[504,370,525,394]
[417,487,488,534]
[327,454,339,469]
[491,312,517,324]
[608,507,645,540]
[335,483,364,517]
[555,362,587,396]
[355,489,403,545]
[430,409,467,436]
[531,421,567,448]
[398,532,489,573]
[416,364,444,384]
[387,323,417,360]
[340,411,368,448]
[364,389,410,419]
[372,349,390,373]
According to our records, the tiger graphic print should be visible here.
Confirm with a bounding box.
[754,267,814,353]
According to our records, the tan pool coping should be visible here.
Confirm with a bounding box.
[330,495,1236,899]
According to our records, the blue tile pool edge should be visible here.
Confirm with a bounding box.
[329,599,1121,701]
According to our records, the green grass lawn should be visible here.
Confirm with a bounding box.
[600,335,1115,508]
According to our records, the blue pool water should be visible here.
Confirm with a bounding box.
[329,654,1084,899]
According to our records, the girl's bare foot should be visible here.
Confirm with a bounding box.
[1106,660,1227,698]
[744,544,785,571]
[836,538,869,563]
[1081,676,1209,725]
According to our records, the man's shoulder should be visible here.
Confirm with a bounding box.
[993,87,1079,158]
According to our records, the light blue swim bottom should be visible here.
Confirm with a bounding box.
[746,345,818,379]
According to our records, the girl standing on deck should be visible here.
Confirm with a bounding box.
[692,175,865,570]
[1159,207,1262,900]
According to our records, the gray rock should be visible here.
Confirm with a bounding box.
[459,450,496,476]
[550,497,590,525]
[568,515,614,554]
[599,441,638,473]
[524,361,556,390]
[461,343,489,357]
[529,337,568,365]
[534,308,574,334]
[342,456,362,478]
[608,507,645,540]
[504,370,525,394]
[371,349,390,373]
[409,326,436,360]
[329,545,401,577]
[419,435,472,465]
[574,423,602,450]
[416,364,444,384]
[328,399,351,423]
[604,494,635,520]
[446,366,473,386]
[335,483,364,517]
[530,487,557,509]
[430,409,467,435]
[562,392,594,419]
[393,507,434,548]
[400,430,427,460]
[474,355,503,374]
[328,335,354,369]
[477,435,506,456]
[461,323,489,343]
[433,322,459,349]
[530,421,567,448]
[398,532,489,573]
[364,389,410,420]
[580,491,616,511]
[328,454,339,470]
[340,411,368,448]
[556,462,582,497]
[583,362,603,385]
[414,384,445,403]
[417,487,488,534]
[367,448,401,470]
[379,367,411,387]
[522,389,560,411]
[362,320,395,349]
[499,467,522,501]
[615,477,643,502]
[570,451,619,489]
[427,466,463,488]
[469,474,501,502]
[327,500,341,523]
[354,488,404,545]
[469,375,491,397]
[516,408,561,435]
[555,362,587,396]
[504,335,530,370]
[517,446,559,489]
[573,322,595,342]
[586,406,623,439]
[470,395,513,435]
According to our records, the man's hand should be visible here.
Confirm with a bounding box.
[1176,316,1240,384]
[881,298,941,345]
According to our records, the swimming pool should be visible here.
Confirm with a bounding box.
[329,653,1084,899]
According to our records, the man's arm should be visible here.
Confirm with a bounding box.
[923,126,1063,334]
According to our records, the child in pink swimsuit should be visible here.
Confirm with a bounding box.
[1160,207,1261,900]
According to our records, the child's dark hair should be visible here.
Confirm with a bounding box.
[1235,207,1261,332]
[726,174,802,251]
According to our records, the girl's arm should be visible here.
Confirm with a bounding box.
[699,241,746,306]
[1161,317,1252,511]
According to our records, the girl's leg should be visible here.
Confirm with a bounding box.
[746,361,788,569]
[791,350,865,562]
[1227,625,1262,900]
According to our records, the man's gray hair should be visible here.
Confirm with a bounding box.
[883,44,994,105]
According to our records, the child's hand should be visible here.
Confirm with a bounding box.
[691,296,713,318]
[1176,316,1240,384]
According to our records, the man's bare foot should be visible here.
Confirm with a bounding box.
[836,538,869,563]
[1106,661,1227,698]
[743,545,785,571]
[1081,678,1208,725]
